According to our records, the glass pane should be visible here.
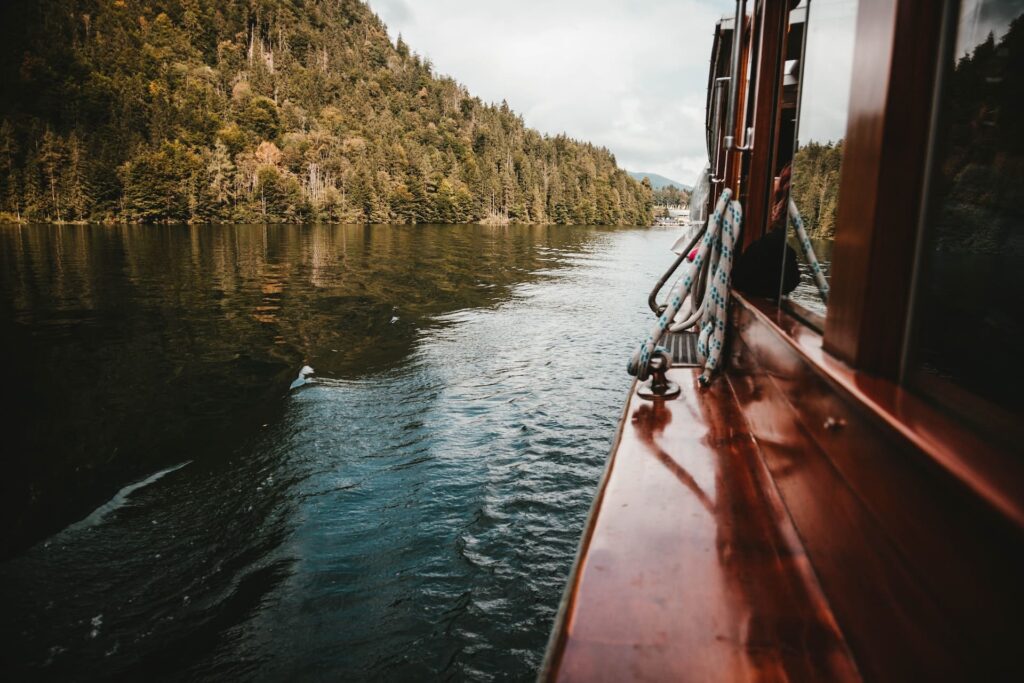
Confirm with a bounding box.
[778,0,859,321]
[908,0,1024,422]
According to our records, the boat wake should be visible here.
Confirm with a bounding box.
[61,461,192,535]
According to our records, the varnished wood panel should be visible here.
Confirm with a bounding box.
[726,11,753,194]
[823,0,944,377]
[742,0,789,249]
[544,369,858,682]
[738,293,1024,528]
[729,294,1024,680]
[545,292,1024,680]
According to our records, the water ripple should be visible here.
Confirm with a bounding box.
[0,224,678,680]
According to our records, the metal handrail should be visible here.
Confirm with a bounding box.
[630,189,741,387]
[724,0,753,154]
[647,224,708,316]
[709,77,730,184]
[677,250,712,332]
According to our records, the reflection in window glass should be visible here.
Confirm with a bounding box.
[780,0,859,320]
[909,0,1024,421]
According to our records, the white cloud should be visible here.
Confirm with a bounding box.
[367,0,736,185]
[796,0,859,146]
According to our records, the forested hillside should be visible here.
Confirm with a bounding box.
[0,0,652,225]
[790,140,842,238]
[651,184,689,208]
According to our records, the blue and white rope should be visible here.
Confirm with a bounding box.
[628,189,742,385]
[696,197,740,380]
[788,198,829,304]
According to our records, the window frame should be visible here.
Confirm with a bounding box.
[728,0,947,383]
[702,0,1022,497]
[817,0,945,379]
[898,0,1024,445]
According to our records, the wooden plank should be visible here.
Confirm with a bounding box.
[729,293,1024,680]
[727,10,752,193]
[741,0,789,249]
[737,292,1024,530]
[545,369,858,682]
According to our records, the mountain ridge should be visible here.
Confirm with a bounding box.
[628,171,692,192]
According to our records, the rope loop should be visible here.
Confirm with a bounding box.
[628,188,742,385]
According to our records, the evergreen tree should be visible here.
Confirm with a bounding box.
[39,129,65,222]
[63,132,90,221]
[121,141,201,222]
[204,139,236,219]
[0,120,20,220]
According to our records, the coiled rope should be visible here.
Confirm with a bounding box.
[628,189,742,386]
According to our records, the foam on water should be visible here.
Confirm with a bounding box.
[61,462,191,534]
[289,365,316,390]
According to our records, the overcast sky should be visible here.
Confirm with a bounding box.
[367,0,735,185]
[796,0,858,146]
[956,0,1024,56]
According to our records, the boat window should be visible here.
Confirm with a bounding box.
[776,0,859,326]
[906,0,1024,433]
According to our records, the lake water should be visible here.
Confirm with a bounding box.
[0,224,677,680]
[787,236,833,318]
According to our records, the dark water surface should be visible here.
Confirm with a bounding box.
[0,224,675,680]
[787,236,832,318]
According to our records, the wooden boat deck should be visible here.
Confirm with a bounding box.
[543,366,859,682]
[543,293,1024,681]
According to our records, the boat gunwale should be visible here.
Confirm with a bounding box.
[733,291,1024,532]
